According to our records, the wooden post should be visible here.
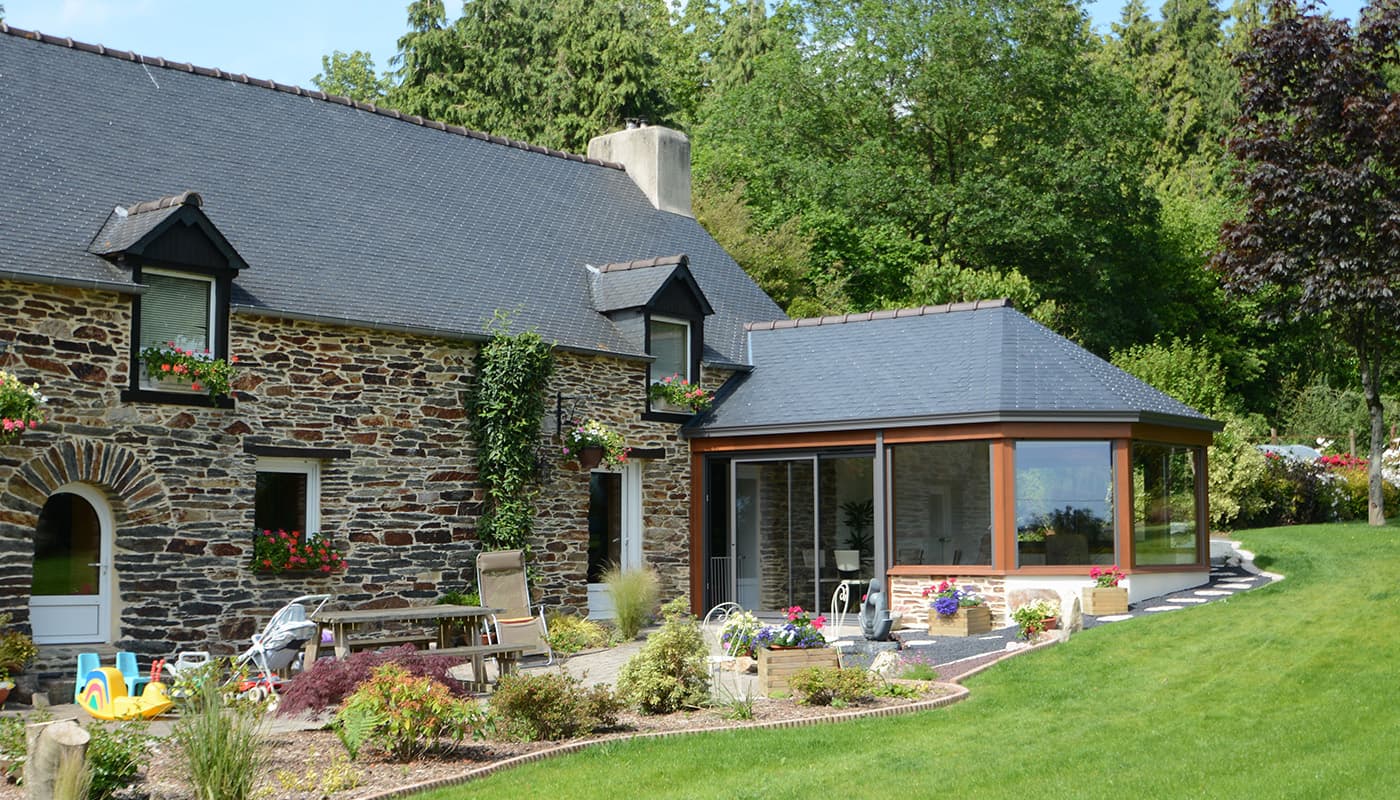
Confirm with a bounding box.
[25,720,90,800]
[1349,429,1356,457]
[1270,427,1278,444]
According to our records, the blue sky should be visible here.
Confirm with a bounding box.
[2,0,1371,89]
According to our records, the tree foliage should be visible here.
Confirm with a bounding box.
[1213,0,1400,524]
[1112,336,1234,417]
[313,50,391,104]
[388,0,676,151]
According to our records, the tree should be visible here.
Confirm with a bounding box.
[312,50,391,104]
[1213,1,1400,525]
[388,0,677,152]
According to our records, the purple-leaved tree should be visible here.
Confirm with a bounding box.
[1214,0,1400,525]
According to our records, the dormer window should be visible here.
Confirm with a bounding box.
[89,191,248,407]
[138,268,217,391]
[649,316,692,384]
[587,254,715,421]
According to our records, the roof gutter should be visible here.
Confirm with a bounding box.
[684,409,1221,439]
[0,268,145,295]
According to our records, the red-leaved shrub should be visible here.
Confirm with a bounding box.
[276,645,469,716]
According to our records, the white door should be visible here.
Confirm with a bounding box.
[586,462,642,619]
[30,483,113,644]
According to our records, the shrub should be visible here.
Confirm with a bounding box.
[1111,337,1234,418]
[1242,454,1341,528]
[1208,411,1271,529]
[546,613,612,655]
[1328,465,1400,520]
[277,645,469,715]
[605,566,659,640]
[788,667,876,706]
[615,598,709,714]
[171,660,266,800]
[489,671,623,741]
[0,714,26,782]
[86,722,153,799]
[337,663,485,762]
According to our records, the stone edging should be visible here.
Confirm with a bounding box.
[358,638,1064,800]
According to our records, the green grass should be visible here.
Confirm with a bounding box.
[417,522,1400,799]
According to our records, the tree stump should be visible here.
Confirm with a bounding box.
[25,720,90,800]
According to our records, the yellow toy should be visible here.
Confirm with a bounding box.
[78,667,174,721]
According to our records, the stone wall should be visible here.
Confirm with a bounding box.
[0,278,706,663]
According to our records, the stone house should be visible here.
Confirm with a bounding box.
[0,22,1222,687]
[0,23,780,678]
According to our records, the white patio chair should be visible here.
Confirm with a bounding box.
[702,602,746,701]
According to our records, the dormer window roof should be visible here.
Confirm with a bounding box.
[589,255,714,317]
[88,191,248,272]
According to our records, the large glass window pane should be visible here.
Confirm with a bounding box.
[1015,441,1115,566]
[890,441,993,566]
[733,460,814,612]
[649,318,689,382]
[1133,443,1201,566]
[255,471,308,533]
[588,472,623,583]
[140,271,212,352]
[818,455,874,606]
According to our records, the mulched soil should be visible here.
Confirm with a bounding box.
[0,687,954,800]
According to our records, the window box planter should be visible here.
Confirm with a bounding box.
[926,604,992,637]
[1083,585,1129,616]
[757,646,839,695]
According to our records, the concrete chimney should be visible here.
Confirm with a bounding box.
[587,123,692,218]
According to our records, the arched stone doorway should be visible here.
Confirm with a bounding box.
[29,483,114,644]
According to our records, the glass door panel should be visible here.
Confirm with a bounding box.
[732,459,816,612]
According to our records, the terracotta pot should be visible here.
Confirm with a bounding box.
[578,446,604,470]
[0,684,12,706]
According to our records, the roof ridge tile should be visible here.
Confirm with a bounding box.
[744,298,1011,331]
[0,21,625,172]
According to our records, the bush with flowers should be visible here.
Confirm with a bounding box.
[0,369,46,443]
[921,579,984,617]
[140,343,238,398]
[648,374,714,413]
[252,529,347,574]
[1089,565,1125,588]
[753,606,827,649]
[561,419,629,465]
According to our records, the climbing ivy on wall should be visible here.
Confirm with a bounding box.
[467,313,554,553]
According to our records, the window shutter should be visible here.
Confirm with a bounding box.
[140,272,212,351]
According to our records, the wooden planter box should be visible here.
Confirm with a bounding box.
[1083,586,1129,616]
[927,604,992,636]
[757,647,839,694]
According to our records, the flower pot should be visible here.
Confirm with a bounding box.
[0,682,11,706]
[578,446,604,470]
[927,604,992,637]
[1083,585,1128,616]
[834,549,860,572]
[757,646,839,694]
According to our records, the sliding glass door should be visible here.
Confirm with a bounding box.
[729,454,874,614]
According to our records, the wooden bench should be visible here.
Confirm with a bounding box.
[429,644,529,692]
[342,634,439,653]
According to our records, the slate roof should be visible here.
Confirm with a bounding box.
[690,300,1221,435]
[0,24,783,361]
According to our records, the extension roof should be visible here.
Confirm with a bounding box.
[690,300,1221,435]
[0,24,783,361]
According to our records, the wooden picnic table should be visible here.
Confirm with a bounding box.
[303,605,491,657]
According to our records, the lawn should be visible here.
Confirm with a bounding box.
[416,522,1400,799]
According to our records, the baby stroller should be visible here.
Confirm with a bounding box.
[235,594,330,702]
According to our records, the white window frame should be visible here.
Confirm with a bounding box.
[255,457,321,536]
[648,315,692,385]
[138,267,218,393]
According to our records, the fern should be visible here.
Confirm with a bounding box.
[334,704,383,762]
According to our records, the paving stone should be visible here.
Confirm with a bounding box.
[1142,605,1182,612]
[1166,597,1209,604]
